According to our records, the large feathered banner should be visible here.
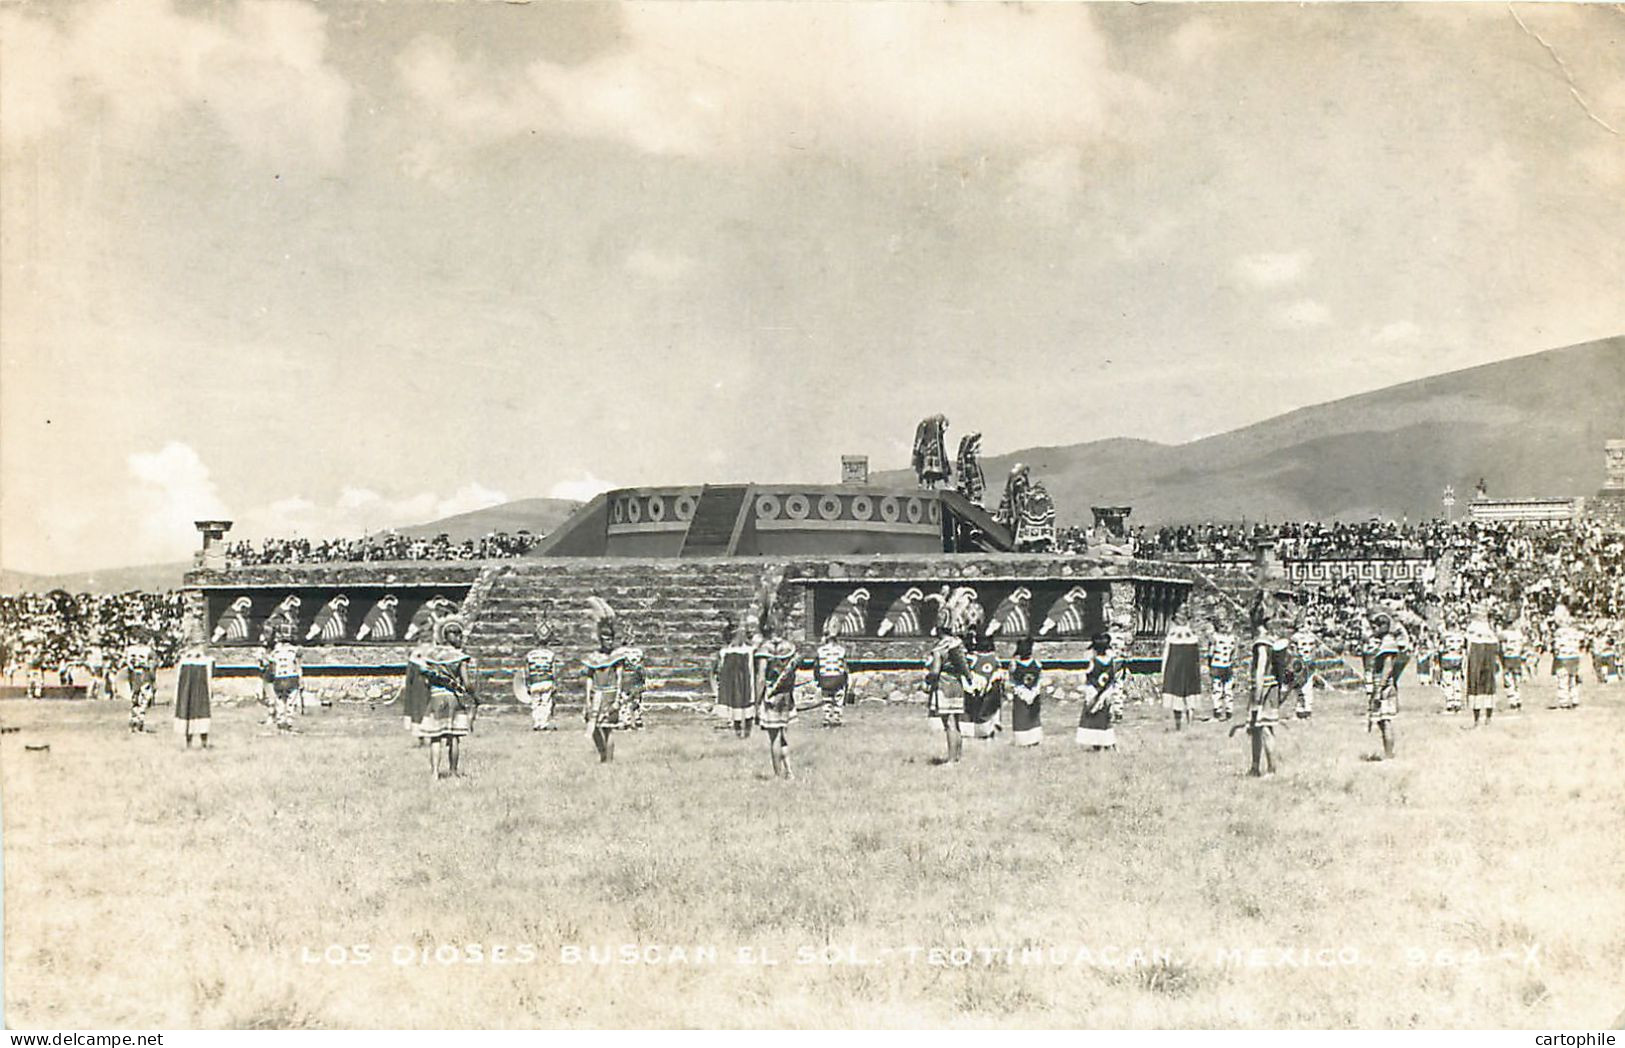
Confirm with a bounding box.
[307,594,351,642]
[212,596,252,643]
[357,595,399,642]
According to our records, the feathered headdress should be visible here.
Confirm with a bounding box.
[433,614,468,648]
[586,596,617,641]
[749,566,788,636]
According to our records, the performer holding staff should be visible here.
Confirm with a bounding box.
[1238,596,1289,777]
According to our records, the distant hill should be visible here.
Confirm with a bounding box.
[877,336,1625,525]
[396,497,582,542]
[1,498,585,595]
[1,561,193,595]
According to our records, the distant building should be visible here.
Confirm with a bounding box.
[1466,497,1582,525]
[1591,438,1625,526]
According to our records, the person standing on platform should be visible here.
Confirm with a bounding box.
[125,629,158,734]
[1160,613,1202,731]
[582,597,627,763]
[517,617,559,731]
[413,617,477,779]
[755,616,799,780]
[1465,603,1501,727]
[813,624,850,728]
[1076,633,1117,751]
[173,648,214,749]
[1008,637,1043,747]
[1208,618,1237,722]
[912,414,952,490]
[1498,614,1527,711]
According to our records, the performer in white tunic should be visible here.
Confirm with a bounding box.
[173,650,214,748]
[813,627,850,728]
[1498,617,1527,711]
[1289,623,1318,719]
[1208,622,1237,722]
[1438,616,1467,713]
[516,616,559,731]
[125,633,158,734]
[1159,617,1202,731]
[262,628,303,732]
[1550,607,1584,710]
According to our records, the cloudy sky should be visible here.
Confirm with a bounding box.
[2,1,1622,573]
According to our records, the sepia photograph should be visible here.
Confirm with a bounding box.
[2,0,1623,1034]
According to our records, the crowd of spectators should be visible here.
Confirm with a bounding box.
[1,590,186,679]
[224,530,540,566]
[1132,519,1442,560]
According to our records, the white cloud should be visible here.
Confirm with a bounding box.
[0,0,350,167]
[1235,251,1312,288]
[547,472,616,502]
[1273,299,1332,329]
[625,248,695,283]
[126,441,230,560]
[1373,320,1423,345]
[398,5,1148,167]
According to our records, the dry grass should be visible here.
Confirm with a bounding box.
[3,676,1623,1029]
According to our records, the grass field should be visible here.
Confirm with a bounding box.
[3,674,1623,1029]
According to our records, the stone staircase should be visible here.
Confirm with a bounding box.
[463,558,768,705]
[678,484,752,557]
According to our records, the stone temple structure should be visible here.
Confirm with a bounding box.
[182,478,1198,705]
